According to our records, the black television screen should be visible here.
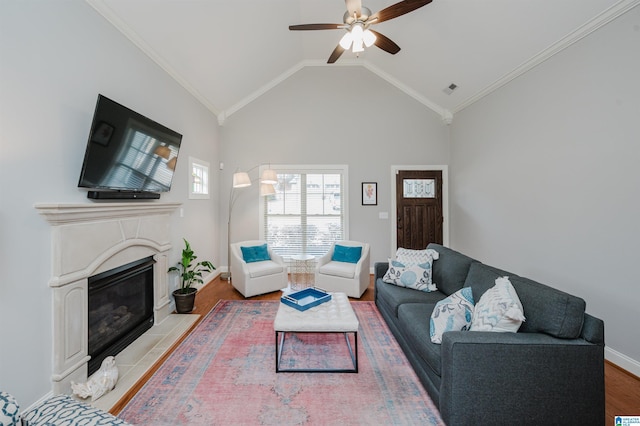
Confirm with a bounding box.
[78,94,182,198]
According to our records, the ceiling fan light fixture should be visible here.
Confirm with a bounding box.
[350,24,365,52]
[363,29,376,47]
[352,38,365,53]
[339,31,353,49]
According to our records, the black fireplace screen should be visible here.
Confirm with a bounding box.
[87,256,155,375]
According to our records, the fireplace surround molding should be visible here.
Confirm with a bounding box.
[36,202,181,394]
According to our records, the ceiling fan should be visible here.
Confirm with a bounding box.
[289,0,432,64]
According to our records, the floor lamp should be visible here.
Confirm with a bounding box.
[222,166,277,281]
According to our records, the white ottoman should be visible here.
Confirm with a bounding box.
[274,292,359,373]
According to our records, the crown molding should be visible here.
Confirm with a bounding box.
[86,0,221,116]
[452,0,640,114]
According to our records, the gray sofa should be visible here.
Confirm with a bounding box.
[374,243,605,425]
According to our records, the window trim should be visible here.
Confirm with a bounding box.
[259,164,349,248]
[188,157,210,199]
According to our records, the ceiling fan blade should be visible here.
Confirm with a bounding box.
[345,0,362,18]
[369,0,432,24]
[289,23,343,31]
[369,30,401,55]
[327,44,345,64]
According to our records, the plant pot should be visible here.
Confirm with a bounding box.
[173,288,197,313]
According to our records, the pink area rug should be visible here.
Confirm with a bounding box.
[118,300,443,425]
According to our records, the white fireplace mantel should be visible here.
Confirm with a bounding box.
[35,202,181,394]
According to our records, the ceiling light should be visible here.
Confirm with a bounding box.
[363,29,376,47]
[351,24,364,52]
[339,31,353,49]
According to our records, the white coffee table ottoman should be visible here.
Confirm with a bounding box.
[274,292,359,373]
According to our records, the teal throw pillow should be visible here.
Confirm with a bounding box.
[241,244,271,263]
[331,244,362,263]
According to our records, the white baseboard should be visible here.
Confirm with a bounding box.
[606,347,640,377]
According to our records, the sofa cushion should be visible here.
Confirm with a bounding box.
[331,244,362,263]
[318,260,356,278]
[247,260,284,278]
[397,303,443,377]
[375,279,446,317]
[241,243,270,263]
[508,274,585,338]
[395,247,439,267]
[430,287,475,343]
[464,262,514,302]
[382,259,437,292]
[470,277,525,333]
[465,263,586,338]
[427,244,479,296]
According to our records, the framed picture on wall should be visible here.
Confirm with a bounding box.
[362,182,377,205]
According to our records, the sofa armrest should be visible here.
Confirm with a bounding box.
[374,262,388,281]
[439,331,604,425]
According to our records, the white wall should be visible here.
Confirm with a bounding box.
[0,1,220,406]
[220,66,450,268]
[450,6,640,372]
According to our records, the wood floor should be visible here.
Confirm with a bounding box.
[112,275,640,422]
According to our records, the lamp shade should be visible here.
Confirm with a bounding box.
[260,169,278,185]
[260,183,276,196]
[233,172,251,188]
[154,145,171,159]
[167,157,177,170]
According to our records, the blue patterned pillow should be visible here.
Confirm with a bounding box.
[470,276,525,333]
[382,259,437,292]
[0,391,20,426]
[21,394,131,425]
[429,287,475,344]
[240,244,270,263]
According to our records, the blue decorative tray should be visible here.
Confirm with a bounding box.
[281,287,332,311]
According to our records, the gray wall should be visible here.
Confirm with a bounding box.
[0,1,221,406]
[450,6,640,371]
[220,66,450,267]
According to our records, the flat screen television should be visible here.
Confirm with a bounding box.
[78,94,182,199]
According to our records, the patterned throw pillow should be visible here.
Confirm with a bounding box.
[470,276,526,333]
[395,247,439,267]
[382,259,437,292]
[0,391,20,426]
[429,287,475,344]
[21,394,131,426]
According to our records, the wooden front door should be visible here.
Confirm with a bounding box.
[396,169,443,249]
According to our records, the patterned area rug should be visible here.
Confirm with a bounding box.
[118,300,443,425]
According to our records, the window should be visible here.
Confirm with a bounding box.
[261,165,348,262]
[189,157,209,199]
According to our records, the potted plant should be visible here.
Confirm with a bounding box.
[168,238,215,313]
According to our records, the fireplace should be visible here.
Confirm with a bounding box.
[36,202,180,394]
[88,256,155,375]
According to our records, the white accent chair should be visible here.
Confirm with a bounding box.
[230,240,288,297]
[315,241,370,298]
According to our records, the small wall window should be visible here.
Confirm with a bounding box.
[189,157,209,199]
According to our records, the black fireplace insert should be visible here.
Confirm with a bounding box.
[87,256,155,375]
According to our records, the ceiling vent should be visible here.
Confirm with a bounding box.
[443,83,458,95]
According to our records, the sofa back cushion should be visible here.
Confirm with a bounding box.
[427,244,479,296]
[464,263,586,339]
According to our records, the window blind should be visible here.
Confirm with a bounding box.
[262,166,347,263]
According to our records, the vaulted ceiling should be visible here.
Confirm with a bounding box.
[88,0,636,124]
